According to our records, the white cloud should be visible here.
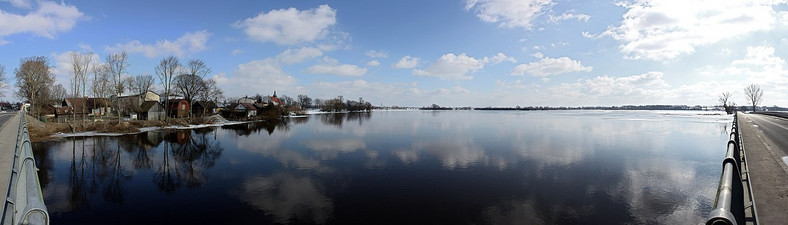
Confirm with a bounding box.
[0,1,87,44]
[215,58,298,98]
[484,52,516,64]
[231,49,242,56]
[233,4,336,45]
[549,12,590,23]
[511,56,592,76]
[106,30,211,58]
[603,0,782,61]
[367,60,380,66]
[305,64,367,76]
[275,47,323,64]
[413,53,485,80]
[465,0,553,29]
[50,51,102,91]
[392,55,420,69]
[366,50,387,58]
[549,71,671,104]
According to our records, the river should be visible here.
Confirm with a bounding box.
[33,110,731,224]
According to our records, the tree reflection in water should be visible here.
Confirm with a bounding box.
[221,120,288,136]
[35,128,225,210]
[319,112,371,128]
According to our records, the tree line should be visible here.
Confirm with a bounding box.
[8,51,224,121]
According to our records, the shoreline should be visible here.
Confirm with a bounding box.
[25,114,278,142]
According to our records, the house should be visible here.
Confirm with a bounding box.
[167,99,190,118]
[139,101,165,121]
[269,91,283,106]
[115,91,161,116]
[238,97,256,104]
[192,101,218,117]
[61,98,113,117]
[228,103,257,118]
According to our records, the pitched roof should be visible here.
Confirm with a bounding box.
[140,101,162,112]
[63,98,111,114]
[194,101,217,109]
[241,103,257,110]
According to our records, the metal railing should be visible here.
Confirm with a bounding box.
[1,111,49,225]
[706,113,757,225]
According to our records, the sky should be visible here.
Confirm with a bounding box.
[1,0,787,107]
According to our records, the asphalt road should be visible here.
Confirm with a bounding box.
[744,113,788,162]
[0,112,14,128]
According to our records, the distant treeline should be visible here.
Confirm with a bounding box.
[417,105,788,111]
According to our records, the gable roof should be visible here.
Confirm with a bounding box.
[140,101,163,112]
[194,101,217,109]
[63,98,111,114]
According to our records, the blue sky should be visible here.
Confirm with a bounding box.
[1,0,787,107]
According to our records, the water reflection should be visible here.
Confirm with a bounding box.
[38,128,225,211]
[237,173,333,224]
[318,112,371,128]
[35,111,730,224]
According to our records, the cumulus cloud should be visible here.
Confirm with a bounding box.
[550,71,670,103]
[305,64,367,76]
[602,0,782,60]
[106,30,211,58]
[392,55,420,69]
[412,53,486,80]
[214,58,298,98]
[549,12,590,23]
[511,56,592,76]
[233,4,337,45]
[50,51,101,87]
[465,0,553,29]
[276,47,323,64]
[413,53,515,80]
[367,60,380,66]
[0,0,87,44]
[485,52,516,64]
[366,50,387,58]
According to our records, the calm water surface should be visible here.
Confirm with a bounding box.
[34,110,732,224]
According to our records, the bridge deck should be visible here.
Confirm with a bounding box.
[0,113,20,202]
[738,113,788,224]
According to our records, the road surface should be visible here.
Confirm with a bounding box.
[737,112,788,224]
[0,112,20,204]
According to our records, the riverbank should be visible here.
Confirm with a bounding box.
[25,115,243,142]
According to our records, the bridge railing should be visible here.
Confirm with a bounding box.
[705,114,756,225]
[1,111,49,225]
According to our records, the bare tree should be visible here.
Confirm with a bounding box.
[175,74,206,118]
[176,59,212,118]
[198,78,223,102]
[744,84,764,112]
[90,63,112,114]
[718,91,732,114]
[0,65,6,98]
[297,94,312,109]
[70,51,93,121]
[130,74,155,95]
[106,51,129,120]
[51,83,68,103]
[15,56,54,117]
[156,56,181,122]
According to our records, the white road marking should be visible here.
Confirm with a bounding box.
[783,156,788,169]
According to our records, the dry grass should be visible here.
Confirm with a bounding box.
[24,116,190,142]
